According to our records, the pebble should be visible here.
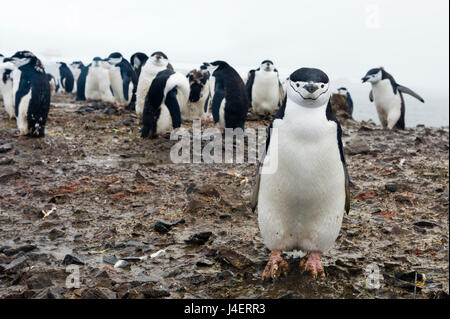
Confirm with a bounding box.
[62,254,85,266]
[185,232,213,245]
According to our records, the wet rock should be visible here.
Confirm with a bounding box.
[2,248,18,256]
[4,255,28,273]
[413,221,438,228]
[0,143,13,153]
[103,106,118,115]
[26,274,54,290]
[194,184,221,197]
[215,247,253,270]
[62,254,85,266]
[48,229,65,241]
[345,136,370,155]
[76,106,96,114]
[17,245,37,253]
[196,260,214,268]
[184,195,203,213]
[385,183,398,193]
[81,287,117,299]
[185,232,213,245]
[103,255,119,265]
[154,219,185,233]
[140,284,171,298]
[219,214,231,219]
[0,157,13,165]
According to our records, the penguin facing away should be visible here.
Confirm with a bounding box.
[252,67,350,280]
[104,52,137,108]
[84,57,115,103]
[207,61,248,129]
[135,51,172,118]
[141,69,190,138]
[130,52,149,79]
[56,62,74,93]
[337,87,354,116]
[0,58,16,118]
[9,51,51,137]
[362,67,424,130]
[246,60,284,116]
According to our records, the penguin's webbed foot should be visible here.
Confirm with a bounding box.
[300,252,325,279]
[262,250,289,281]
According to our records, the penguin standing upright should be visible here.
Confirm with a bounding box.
[141,69,190,138]
[0,58,16,118]
[186,69,210,121]
[130,52,149,79]
[69,61,85,94]
[208,61,248,129]
[56,62,74,93]
[337,87,354,116]
[46,73,57,95]
[9,51,51,137]
[75,63,89,101]
[362,67,424,129]
[84,57,115,103]
[104,52,137,108]
[135,51,172,118]
[252,67,350,280]
[246,60,284,116]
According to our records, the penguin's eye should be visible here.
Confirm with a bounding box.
[296,83,300,88]
[321,84,325,89]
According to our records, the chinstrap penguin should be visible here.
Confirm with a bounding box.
[141,69,190,138]
[130,52,149,79]
[362,67,424,130]
[186,69,210,121]
[0,58,16,118]
[104,52,137,108]
[56,62,74,93]
[207,61,248,129]
[84,57,115,103]
[252,67,350,279]
[69,61,85,94]
[135,51,172,118]
[337,87,354,116]
[9,51,51,137]
[246,60,284,116]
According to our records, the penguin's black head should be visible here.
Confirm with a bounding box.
[187,70,209,102]
[208,61,230,74]
[362,67,383,83]
[11,51,44,72]
[150,51,169,66]
[105,52,123,66]
[131,52,149,69]
[260,60,274,72]
[337,87,348,94]
[71,61,84,69]
[287,67,331,107]
[200,62,210,71]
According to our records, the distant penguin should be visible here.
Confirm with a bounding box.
[46,73,57,95]
[56,62,74,93]
[9,51,51,137]
[362,67,424,130]
[252,67,350,280]
[141,69,190,138]
[207,61,248,129]
[186,69,210,121]
[104,52,137,108]
[246,60,284,116]
[75,63,89,101]
[69,61,85,94]
[136,51,172,118]
[84,57,115,103]
[130,52,149,79]
[0,54,4,64]
[337,87,354,116]
[0,58,16,118]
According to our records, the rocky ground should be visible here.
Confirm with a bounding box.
[0,93,448,299]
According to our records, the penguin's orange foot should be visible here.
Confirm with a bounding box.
[300,252,325,279]
[262,250,289,281]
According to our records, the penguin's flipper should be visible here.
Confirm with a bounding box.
[396,85,425,103]
[246,70,256,107]
[122,72,131,102]
[344,165,350,214]
[369,90,374,102]
[165,88,182,129]
[211,80,224,123]
[347,92,354,116]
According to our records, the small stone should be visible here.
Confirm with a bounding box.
[103,255,119,265]
[114,260,130,269]
[48,229,65,241]
[0,158,13,165]
[413,221,438,228]
[0,143,13,153]
[185,232,213,245]
[345,136,370,155]
[2,248,18,256]
[385,183,398,193]
[62,254,85,266]
[154,221,170,233]
[215,247,253,270]
[4,255,28,273]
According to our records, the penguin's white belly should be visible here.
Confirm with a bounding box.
[372,80,401,129]
[86,68,115,103]
[186,85,208,121]
[72,69,80,93]
[156,104,172,134]
[136,65,166,118]
[252,73,279,114]
[0,80,15,118]
[17,90,32,135]
[218,99,226,128]
[258,119,345,253]
[109,68,125,104]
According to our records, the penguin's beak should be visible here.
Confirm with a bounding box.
[303,83,319,94]
[362,76,369,83]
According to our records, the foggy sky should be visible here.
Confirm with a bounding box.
[1,0,449,89]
